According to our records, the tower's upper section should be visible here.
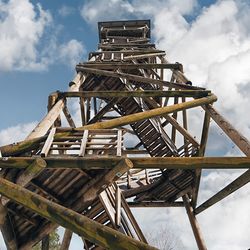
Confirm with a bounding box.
[98,20,151,47]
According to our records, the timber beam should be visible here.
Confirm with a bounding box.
[1,157,250,170]
[127,201,184,207]
[58,90,211,98]
[80,62,183,70]
[0,177,158,250]
[183,195,207,250]
[75,66,204,90]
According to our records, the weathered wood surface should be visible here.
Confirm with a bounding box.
[183,195,207,250]
[1,156,250,169]
[60,90,211,98]
[60,229,73,250]
[80,62,182,70]
[76,66,204,90]
[0,177,158,250]
[2,157,47,206]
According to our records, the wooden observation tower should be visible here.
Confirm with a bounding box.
[0,20,250,250]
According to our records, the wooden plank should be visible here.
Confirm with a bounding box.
[115,187,121,226]
[41,128,56,157]
[79,130,89,157]
[0,177,157,250]
[99,190,116,227]
[117,130,122,157]
[60,90,210,98]
[183,194,207,250]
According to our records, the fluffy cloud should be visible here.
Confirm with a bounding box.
[80,0,197,25]
[0,0,85,72]
[0,121,37,146]
[58,39,85,68]
[0,0,52,71]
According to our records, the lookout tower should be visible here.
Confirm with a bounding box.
[0,20,249,250]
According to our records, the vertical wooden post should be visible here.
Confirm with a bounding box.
[60,229,73,250]
[192,111,211,207]
[183,194,207,250]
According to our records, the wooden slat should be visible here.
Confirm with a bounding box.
[79,130,89,157]
[41,128,56,157]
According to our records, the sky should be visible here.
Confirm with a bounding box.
[0,0,250,249]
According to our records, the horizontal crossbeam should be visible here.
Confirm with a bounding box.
[58,90,211,98]
[79,62,182,70]
[1,157,250,169]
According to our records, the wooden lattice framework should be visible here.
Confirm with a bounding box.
[0,20,249,250]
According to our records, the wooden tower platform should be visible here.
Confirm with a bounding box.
[0,20,250,250]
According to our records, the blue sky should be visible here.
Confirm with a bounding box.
[0,0,219,131]
[1,0,250,249]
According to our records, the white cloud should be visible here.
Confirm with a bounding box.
[80,0,197,25]
[0,0,52,71]
[0,0,85,72]
[58,39,85,68]
[0,121,37,146]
